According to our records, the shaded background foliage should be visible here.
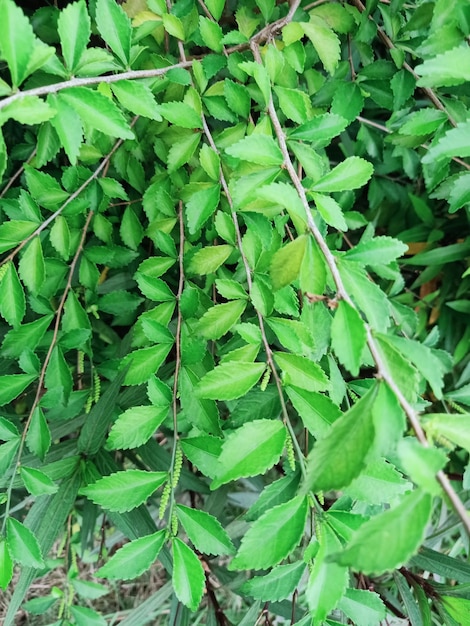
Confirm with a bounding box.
[0,0,470,624]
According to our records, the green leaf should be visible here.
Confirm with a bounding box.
[157,101,202,128]
[0,220,38,254]
[345,458,412,504]
[162,13,185,40]
[180,435,222,479]
[20,467,58,496]
[303,383,378,493]
[199,16,223,52]
[96,530,166,580]
[0,538,13,590]
[106,405,168,450]
[270,235,307,290]
[48,93,83,164]
[60,87,134,140]
[188,244,234,275]
[274,86,313,124]
[1,97,55,125]
[25,407,51,462]
[230,496,308,570]
[343,235,408,266]
[312,157,373,193]
[70,606,107,626]
[49,215,71,259]
[0,439,20,477]
[306,522,348,622]
[224,79,251,118]
[44,345,73,405]
[373,334,420,403]
[19,236,45,295]
[95,0,132,66]
[197,300,246,340]
[299,236,327,295]
[196,361,266,401]
[0,374,36,406]
[179,367,221,435]
[286,386,341,439]
[57,0,90,71]
[301,17,340,75]
[225,134,284,166]
[211,419,286,490]
[111,80,162,120]
[415,46,470,87]
[422,121,470,164]
[24,165,69,209]
[205,0,224,19]
[79,470,167,513]
[172,538,205,612]
[176,505,235,556]
[186,184,221,234]
[168,131,201,172]
[0,262,26,327]
[0,417,19,440]
[333,490,433,574]
[0,0,35,87]
[406,241,470,265]
[241,561,306,601]
[442,596,470,624]
[274,352,329,392]
[425,414,470,453]
[121,344,172,385]
[331,300,367,377]
[6,518,44,569]
[312,192,347,231]
[399,109,447,136]
[397,438,446,496]
[338,589,387,626]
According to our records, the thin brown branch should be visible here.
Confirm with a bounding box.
[251,41,470,535]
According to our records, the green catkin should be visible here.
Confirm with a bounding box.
[0,262,9,282]
[172,444,183,488]
[77,351,85,375]
[286,434,296,472]
[171,512,179,536]
[260,367,270,391]
[85,393,93,414]
[447,400,467,414]
[159,480,171,519]
[93,370,101,403]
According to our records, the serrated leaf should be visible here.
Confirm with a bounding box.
[425,117,470,164]
[70,605,107,626]
[106,405,168,450]
[24,165,69,209]
[179,367,221,435]
[241,561,306,601]
[168,131,201,172]
[270,235,307,290]
[96,530,165,580]
[331,300,367,376]
[199,16,223,52]
[196,361,266,401]
[95,0,132,66]
[286,386,341,439]
[79,470,167,512]
[425,414,470,453]
[205,0,224,20]
[415,46,470,87]
[197,300,246,340]
[230,496,308,570]
[306,522,348,622]
[333,490,433,574]
[274,86,312,124]
[0,262,26,327]
[186,184,220,234]
[1,97,55,125]
[301,18,340,75]
[0,0,36,87]
[312,192,347,231]
[111,80,162,120]
[60,87,134,140]
[344,236,408,266]
[57,0,90,71]
[44,345,72,405]
[226,134,283,166]
[6,518,44,569]
[312,157,373,193]
[338,588,387,626]
[0,538,13,590]
[345,458,412,504]
[180,436,222,478]
[0,374,36,406]
[399,109,447,136]
[211,419,286,490]
[172,538,205,611]
[0,220,38,253]
[49,215,71,259]
[303,383,378,493]
[25,407,51,462]
[157,101,202,128]
[20,467,58,496]
[274,352,329,392]
[188,244,233,275]
[397,439,446,496]
[121,344,172,385]
[176,505,235,556]
[162,13,185,40]
[18,236,45,295]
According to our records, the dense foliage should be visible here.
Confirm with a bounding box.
[0,0,470,623]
